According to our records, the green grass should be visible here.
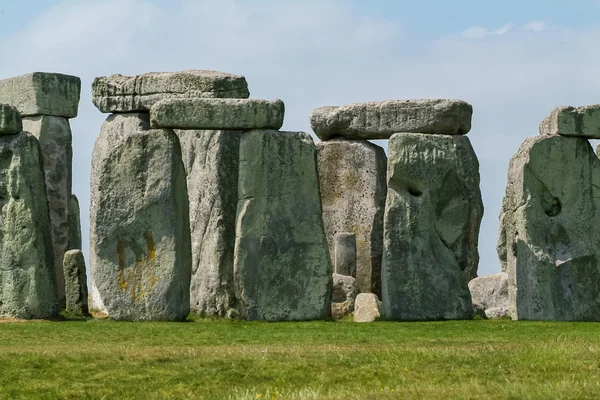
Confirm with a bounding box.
[1,318,600,399]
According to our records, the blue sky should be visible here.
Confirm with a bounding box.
[0,0,598,277]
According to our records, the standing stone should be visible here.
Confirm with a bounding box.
[331,273,360,319]
[90,113,191,321]
[22,115,72,308]
[354,293,382,322]
[468,273,509,319]
[0,104,22,134]
[317,139,387,295]
[382,133,483,321]
[63,250,88,315]
[0,131,57,319]
[176,130,241,317]
[539,105,600,138]
[67,194,82,250]
[498,135,600,321]
[235,130,332,321]
[334,232,356,277]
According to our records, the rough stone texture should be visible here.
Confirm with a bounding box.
[63,249,88,315]
[22,115,72,308]
[0,132,57,319]
[90,113,191,321]
[176,129,241,317]
[331,273,360,320]
[354,293,381,322]
[151,98,284,130]
[92,70,249,113]
[310,99,472,141]
[498,134,600,321]
[382,133,482,321]
[468,273,509,319]
[540,105,600,138]
[317,139,387,295]
[235,130,332,321]
[334,233,356,277]
[472,301,487,319]
[0,104,22,135]
[0,72,80,118]
[67,194,82,250]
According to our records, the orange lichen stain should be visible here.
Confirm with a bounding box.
[117,240,129,292]
[115,232,158,302]
[145,231,156,261]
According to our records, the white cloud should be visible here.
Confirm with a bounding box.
[493,23,514,35]
[461,26,488,39]
[523,20,546,32]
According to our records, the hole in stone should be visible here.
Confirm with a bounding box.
[543,197,561,217]
[408,187,423,197]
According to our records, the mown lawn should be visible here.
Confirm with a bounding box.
[0,317,600,399]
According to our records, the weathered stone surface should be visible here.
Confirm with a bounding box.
[22,115,72,308]
[382,133,482,321]
[498,134,600,321]
[310,99,472,141]
[63,250,88,315]
[0,132,57,319]
[90,113,191,321]
[472,301,487,319]
[540,105,600,138]
[176,130,241,317]
[331,273,360,320]
[67,194,81,250]
[317,139,387,295]
[151,98,284,130]
[0,104,22,135]
[92,70,249,113]
[235,130,332,321]
[468,273,508,319]
[354,293,381,322]
[0,73,80,118]
[333,233,356,277]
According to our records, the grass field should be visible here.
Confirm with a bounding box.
[1,317,600,399]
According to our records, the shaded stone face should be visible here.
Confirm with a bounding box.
[468,273,508,319]
[382,133,482,321]
[67,194,82,251]
[498,135,600,321]
[0,104,22,135]
[234,130,332,321]
[63,249,88,316]
[176,130,241,317]
[317,139,387,295]
[539,105,600,138]
[151,98,285,130]
[89,113,191,321]
[22,115,72,308]
[310,99,472,141]
[0,132,57,319]
[92,70,250,113]
[0,72,81,118]
[331,273,360,320]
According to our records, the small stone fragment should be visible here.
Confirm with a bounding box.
[331,273,360,320]
[151,98,284,130]
[0,104,22,134]
[67,194,82,250]
[92,70,249,113]
[354,293,382,322]
[0,72,81,118]
[539,105,600,138]
[63,250,88,316]
[310,99,472,141]
[333,233,356,277]
[468,273,508,319]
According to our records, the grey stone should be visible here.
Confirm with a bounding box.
[333,233,356,277]
[317,139,387,295]
[382,133,483,321]
[0,72,80,118]
[485,307,509,319]
[0,104,22,135]
[498,134,600,321]
[63,249,88,316]
[331,273,360,320]
[468,273,508,319]
[67,194,82,250]
[540,105,600,138]
[0,132,57,319]
[353,293,381,322]
[472,301,487,319]
[310,99,472,141]
[92,70,249,113]
[176,130,241,317]
[89,113,191,321]
[22,115,72,308]
[234,130,332,321]
[151,98,284,130]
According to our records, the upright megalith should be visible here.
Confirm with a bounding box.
[498,133,600,321]
[0,107,57,319]
[90,113,191,321]
[317,139,387,295]
[67,194,82,250]
[382,132,482,320]
[234,130,332,321]
[0,72,81,309]
[177,129,241,317]
[63,250,88,316]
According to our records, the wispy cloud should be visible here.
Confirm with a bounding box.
[523,20,546,32]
